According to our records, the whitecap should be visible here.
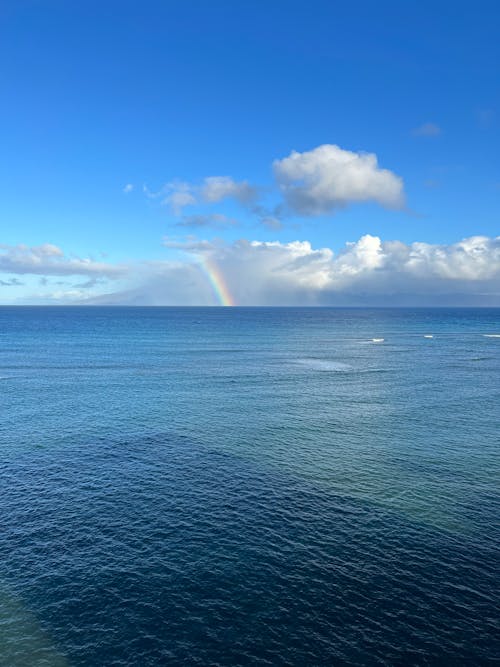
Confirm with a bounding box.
[483,334,500,338]
[423,335,434,339]
[372,338,384,343]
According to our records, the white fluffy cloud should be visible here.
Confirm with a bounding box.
[0,243,126,278]
[84,234,500,306]
[202,234,500,302]
[273,144,405,215]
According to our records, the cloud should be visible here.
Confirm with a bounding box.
[72,278,108,289]
[162,236,217,252]
[158,177,257,215]
[176,213,237,229]
[144,143,405,226]
[123,183,134,193]
[0,243,126,278]
[0,277,24,286]
[260,215,283,230]
[84,234,500,306]
[200,176,257,205]
[273,144,405,215]
[84,260,215,306]
[162,181,197,215]
[412,122,441,137]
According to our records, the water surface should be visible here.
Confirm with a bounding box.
[0,307,499,664]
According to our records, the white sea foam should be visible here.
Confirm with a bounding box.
[423,335,434,339]
[295,359,352,372]
[483,334,500,338]
[372,338,384,343]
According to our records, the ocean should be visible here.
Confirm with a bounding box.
[0,307,498,665]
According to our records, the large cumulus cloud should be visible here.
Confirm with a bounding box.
[85,234,500,306]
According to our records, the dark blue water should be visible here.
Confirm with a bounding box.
[0,307,499,665]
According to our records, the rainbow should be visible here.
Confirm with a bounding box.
[198,257,235,306]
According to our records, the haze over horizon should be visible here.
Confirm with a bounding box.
[1,1,499,305]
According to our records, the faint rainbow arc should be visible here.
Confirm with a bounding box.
[198,257,235,306]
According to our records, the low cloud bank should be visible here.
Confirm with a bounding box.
[86,234,500,306]
[3,236,498,306]
[0,243,125,278]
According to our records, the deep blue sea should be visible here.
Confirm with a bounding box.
[0,307,499,666]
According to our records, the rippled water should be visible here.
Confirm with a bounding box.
[0,307,499,665]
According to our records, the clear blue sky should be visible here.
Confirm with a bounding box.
[1,0,499,304]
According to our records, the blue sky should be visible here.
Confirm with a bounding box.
[1,0,499,304]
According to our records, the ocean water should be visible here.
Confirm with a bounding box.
[0,306,498,666]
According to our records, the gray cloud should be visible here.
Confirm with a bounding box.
[156,177,257,215]
[161,181,197,215]
[200,177,257,205]
[72,277,109,289]
[0,277,24,286]
[176,213,237,229]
